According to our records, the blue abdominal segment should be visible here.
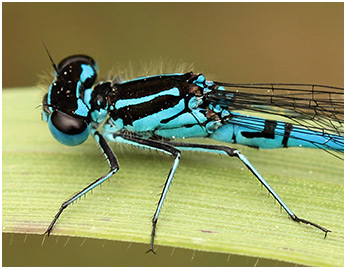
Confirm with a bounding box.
[211,114,343,152]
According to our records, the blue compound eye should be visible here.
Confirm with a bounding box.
[48,111,90,146]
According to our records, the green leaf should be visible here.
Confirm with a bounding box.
[3,88,343,266]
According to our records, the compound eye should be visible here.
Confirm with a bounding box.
[58,55,97,72]
[48,111,90,146]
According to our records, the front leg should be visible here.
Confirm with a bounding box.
[44,128,119,236]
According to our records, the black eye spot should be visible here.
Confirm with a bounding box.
[51,111,88,135]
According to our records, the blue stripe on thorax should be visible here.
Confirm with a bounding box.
[126,98,186,132]
[115,86,180,109]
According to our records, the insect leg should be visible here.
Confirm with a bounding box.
[44,129,119,236]
[111,132,180,254]
[167,141,331,237]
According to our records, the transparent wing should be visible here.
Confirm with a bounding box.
[206,83,344,157]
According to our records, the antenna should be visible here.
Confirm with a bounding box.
[41,40,58,73]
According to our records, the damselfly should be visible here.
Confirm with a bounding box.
[42,52,343,253]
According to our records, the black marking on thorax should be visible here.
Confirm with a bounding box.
[109,73,200,126]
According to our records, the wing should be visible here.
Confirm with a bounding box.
[206,82,344,158]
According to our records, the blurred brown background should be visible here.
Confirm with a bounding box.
[2,2,343,266]
[3,2,343,89]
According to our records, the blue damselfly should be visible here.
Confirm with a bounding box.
[42,52,343,253]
